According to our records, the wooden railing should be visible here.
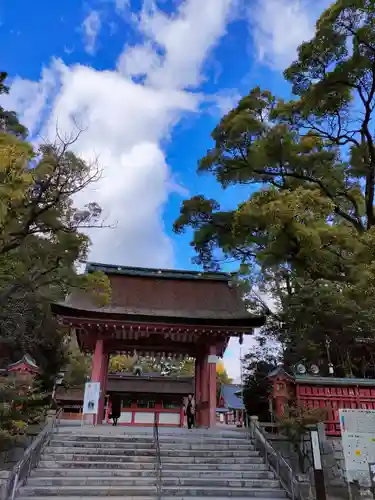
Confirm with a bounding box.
[296,383,375,436]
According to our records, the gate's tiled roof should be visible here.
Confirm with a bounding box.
[54,262,265,327]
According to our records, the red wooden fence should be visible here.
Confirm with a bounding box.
[269,369,375,436]
[296,383,375,436]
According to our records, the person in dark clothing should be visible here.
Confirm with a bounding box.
[185,394,195,429]
[110,397,121,426]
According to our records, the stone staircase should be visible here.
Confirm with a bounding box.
[16,429,288,500]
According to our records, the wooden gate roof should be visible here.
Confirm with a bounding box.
[53,262,265,329]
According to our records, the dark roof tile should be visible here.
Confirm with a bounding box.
[221,384,245,410]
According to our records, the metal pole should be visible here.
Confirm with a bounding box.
[10,470,19,500]
[239,333,244,427]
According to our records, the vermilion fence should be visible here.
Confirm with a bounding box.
[269,369,375,436]
[296,381,375,436]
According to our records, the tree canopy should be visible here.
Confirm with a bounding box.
[0,374,46,452]
[174,0,375,377]
[108,355,196,377]
[0,73,111,388]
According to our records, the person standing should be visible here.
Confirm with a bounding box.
[184,394,195,429]
[110,397,121,426]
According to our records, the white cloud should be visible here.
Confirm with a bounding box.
[248,0,330,70]
[82,10,102,55]
[6,0,234,268]
[1,64,61,136]
[117,42,162,81]
[119,0,233,90]
[41,65,198,266]
[115,0,130,10]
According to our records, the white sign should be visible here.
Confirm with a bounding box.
[83,382,100,415]
[310,430,322,470]
[340,409,375,486]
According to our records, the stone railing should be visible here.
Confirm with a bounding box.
[0,409,62,500]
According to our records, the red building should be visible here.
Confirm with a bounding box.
[56,372,194,426]
[52,262,264,427]
[7,354,40,376]
[269,368,375,436]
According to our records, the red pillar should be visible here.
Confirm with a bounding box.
[91,339,104,381]
[200,353,208,427]
[90,339,107,424]
[195,356,202,426]
[97,353,109,424]
[207,344,217,428]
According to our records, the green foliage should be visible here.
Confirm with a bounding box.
[278,405,327,472]
[242,339,279,421]
[0,72,28,138]
[0,74,111,389]
[63,337,91,388]
[0,375,46,452]
[174,1,375,376]
[0,299,67,391]
[108,355,136,373]
[108,354,195,376]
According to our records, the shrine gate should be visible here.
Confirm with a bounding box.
[53,263,264,427]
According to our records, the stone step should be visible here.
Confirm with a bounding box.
[49,439,254,451]
[50,440,155,450]
[159,449,259,457]
[51,436,155,445]
[159,457,265,465]
[32,468,274,479]
[54,434,248,445]
[18,486,157,497]
[17,431,288,500]
[26,477,156,487]
[161,478,280,488]
[38,460,156,470]
[159,441,255,452]
[163,487,287,498]
[18,496,286,500]
[160,443,254,450]
[42,454,156,463]
[32,468,155,478]
[45,447,156,456]
[43,453,263,465]
[38,460,268,471]
[26,477,280,489]
[45,446,257,457]
[18,485,286,498]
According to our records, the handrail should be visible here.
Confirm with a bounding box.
[248,417,303,500]
[153,413,162,500]
[3,408,63,500]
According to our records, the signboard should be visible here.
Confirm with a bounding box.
[83,382,100,415]
[207,355,218,364]
[311,430,322,470]
[369,463,375,489]
[340,409,375,486]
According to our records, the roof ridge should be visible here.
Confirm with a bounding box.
[85,261,234,280]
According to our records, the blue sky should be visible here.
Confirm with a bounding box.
[0,0,330,378]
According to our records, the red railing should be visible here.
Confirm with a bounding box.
[296,383,375,435]
[104,406,184,427]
